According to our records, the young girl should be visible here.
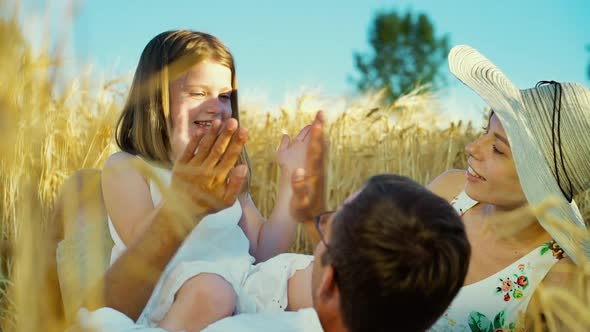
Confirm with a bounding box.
[102,30,313,332]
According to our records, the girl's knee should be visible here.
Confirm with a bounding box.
[177,273,236,315]
[287,264,313,311]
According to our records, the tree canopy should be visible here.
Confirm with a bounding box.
[353,10,450,103]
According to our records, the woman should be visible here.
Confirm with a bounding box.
[428,45,590,331]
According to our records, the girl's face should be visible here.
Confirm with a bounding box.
[464,113,528,209]
[168,60,233,161]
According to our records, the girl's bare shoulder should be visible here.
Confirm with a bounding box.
[104,151,136,167]
[102,152,150,203]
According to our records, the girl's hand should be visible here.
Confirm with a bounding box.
[169,118,249,218]
[277,124,312,175]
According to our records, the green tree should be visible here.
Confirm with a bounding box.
[353,10,450,103]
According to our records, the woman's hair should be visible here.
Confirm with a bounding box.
[116,30,251,186]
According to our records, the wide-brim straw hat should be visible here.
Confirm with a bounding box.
[448,45,590,264]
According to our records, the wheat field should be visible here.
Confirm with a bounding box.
[1,4,590,332]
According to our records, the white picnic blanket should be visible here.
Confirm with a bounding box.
[78,306,324,332]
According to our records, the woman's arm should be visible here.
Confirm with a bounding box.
[426,169,467,202]
[525,258,588,331]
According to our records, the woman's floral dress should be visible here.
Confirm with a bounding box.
[429,191,565,332]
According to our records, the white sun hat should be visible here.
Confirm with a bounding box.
[448,45,590,265]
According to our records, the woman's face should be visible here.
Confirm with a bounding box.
[464,113,527,209]
[168,60,233,161]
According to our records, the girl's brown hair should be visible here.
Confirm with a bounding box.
[116,30,251,186]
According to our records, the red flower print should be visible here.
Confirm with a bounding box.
[503,293,510,301]
[517,276,528,287]
[501,279,514,292]
[548,241,566,260]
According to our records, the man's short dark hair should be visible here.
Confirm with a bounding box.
[328,174,470,332]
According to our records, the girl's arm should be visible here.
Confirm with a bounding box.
[239,125,312,262]
[238,169,297,262]
[101,151,157,246]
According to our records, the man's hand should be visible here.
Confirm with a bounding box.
[170,118,249,220]
[290,111,328,224]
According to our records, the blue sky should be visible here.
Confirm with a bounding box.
[23,0,590,123]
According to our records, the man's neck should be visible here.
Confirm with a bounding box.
[318,310,349,332]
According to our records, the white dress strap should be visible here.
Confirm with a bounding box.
[107,217,127,264]
[449,190,479,216]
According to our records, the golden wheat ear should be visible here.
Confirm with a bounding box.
[52,169,112,324]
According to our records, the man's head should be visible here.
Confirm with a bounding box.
[311,174,470,332]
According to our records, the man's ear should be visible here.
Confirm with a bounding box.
[317,265,340,307]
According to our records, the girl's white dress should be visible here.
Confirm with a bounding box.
[107,159,313,327]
